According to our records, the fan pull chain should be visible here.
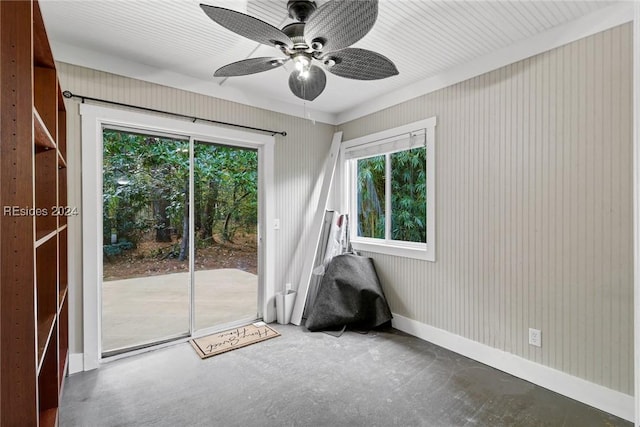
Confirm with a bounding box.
[302,84,307,121]
[302,84,315,125]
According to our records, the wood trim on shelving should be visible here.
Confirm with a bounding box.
[1,1,39,424]
[58,355,69,392]
[57,96,67,156]
[35,229,57,248]
[57,296,69,391]
[57,85,65,108]
[58,286,68,312]
[58,152,67,169]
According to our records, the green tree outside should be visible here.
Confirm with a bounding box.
[102,130,257,262]
[356,147,426,243]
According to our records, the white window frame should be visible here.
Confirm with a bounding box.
[341,117,436,261]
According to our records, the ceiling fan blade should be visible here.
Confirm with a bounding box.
[200,4,293,48]
[288,65,326,101]
[324,48,398,80]
[304,0,378,53]
[214,57,288,77]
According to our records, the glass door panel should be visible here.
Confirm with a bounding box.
[193,142,259,331]
[101,129,190,356]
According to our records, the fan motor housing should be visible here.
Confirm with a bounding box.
[282,23,307,49]
[287,0,317,22]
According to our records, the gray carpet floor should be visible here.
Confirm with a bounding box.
[60,324,631,426]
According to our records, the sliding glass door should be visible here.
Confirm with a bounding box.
[193,141,259,331]
[101,129,191,356]
[101,129,260,356]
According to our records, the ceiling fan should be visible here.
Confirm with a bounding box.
[200,0,399,101]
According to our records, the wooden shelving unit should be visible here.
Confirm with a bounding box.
[1,1,69,425]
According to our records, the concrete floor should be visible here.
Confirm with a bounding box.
[102,269,257,352]
[61,324,631,427]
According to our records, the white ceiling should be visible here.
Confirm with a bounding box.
[40,0,629,124]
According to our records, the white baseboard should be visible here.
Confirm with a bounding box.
[68,353,84,375]
[391,314,634,422]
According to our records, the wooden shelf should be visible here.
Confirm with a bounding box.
[58,285,68,311]
[58,152,67,168]
[35,229,57,248]
[34,108,56,150]
[37,314,56,372]
[2,1,69,423]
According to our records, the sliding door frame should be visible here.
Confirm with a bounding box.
[80,104,275,371]
[634,4,639,425]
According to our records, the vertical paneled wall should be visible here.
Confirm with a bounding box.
[57,63,336,354]
[338,24,633,394]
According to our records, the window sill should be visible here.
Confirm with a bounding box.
[352,240,435,262]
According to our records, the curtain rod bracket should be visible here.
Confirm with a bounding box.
[61,90,287,137]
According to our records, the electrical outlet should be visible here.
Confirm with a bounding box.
[274,219,280,230]
[529,328,541,347]
[285,282,292,291]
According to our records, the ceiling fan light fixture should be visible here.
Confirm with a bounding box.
[293,53,311,74]
[201,0,398,101]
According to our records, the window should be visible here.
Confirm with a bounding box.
[342,118,436,261]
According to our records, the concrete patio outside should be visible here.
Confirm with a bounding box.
[102,269,258,352]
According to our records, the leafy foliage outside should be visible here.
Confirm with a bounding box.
[102,130,257,272]
[357,155,385,238]
[194,142,258,246]
[103,131,190,254]
[390,147,426,243]
[356,147,426,243]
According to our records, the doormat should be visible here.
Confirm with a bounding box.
[190,322,280,359]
